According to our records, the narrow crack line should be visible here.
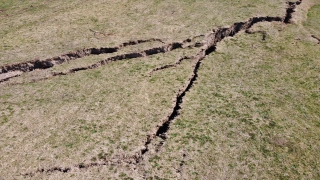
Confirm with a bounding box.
[22,160,112,177]
[154,49,204,141]
[142,0,303,154]
[48,42,185,77]
[20,0,303,176]
[22,153,143,177]
[118,38,165,47]
[21,41,200,177]
[311,35,320,44]
[0,38,165,75]
[1,36,203,86]
[0,43,186,85]
[148,56,193,76]
[1,35,204,77]
[55,45,199,78]
[0,71,23,84]
[0,74,21,83]
[176,150,187,176]
[77,42,180,72]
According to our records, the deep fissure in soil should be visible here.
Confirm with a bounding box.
[20,0,303,176]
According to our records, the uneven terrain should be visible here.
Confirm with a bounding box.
[1,0,320,179]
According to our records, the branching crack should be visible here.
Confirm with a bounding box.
[141,0,303,154]
[52,42,184,77]
[148,56,193,76]
[20,0,303,177]
[0,38,164,75]
[0,37,204,85]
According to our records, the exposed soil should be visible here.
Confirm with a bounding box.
[17,0,304,177]
[0,71,22,83]
[0,38,207,85]
[284,0,302,23]
[0,38,164,79]
[53,42,185,76]
[148,14,294,153]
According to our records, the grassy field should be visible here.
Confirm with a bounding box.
[1,0,320,179]
[146,21,320,180]
[0,0,287,65]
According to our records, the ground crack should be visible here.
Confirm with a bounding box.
[20,0,303,177]
[284,0,302,23]
[0,38,164,82]
[176,150,187,176]
[311,35,320,45]
[22,155,139,177]
[140,0,303,155]
[148,56,193,76]
[0,36,205,85]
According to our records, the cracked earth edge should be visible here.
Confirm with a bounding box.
[0,37,204,85]
[0,38,165,74]
[21,0,302,177]
[0,38,164,83]
[311,35,320,44]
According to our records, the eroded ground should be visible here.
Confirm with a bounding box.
[1,0,320,179]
